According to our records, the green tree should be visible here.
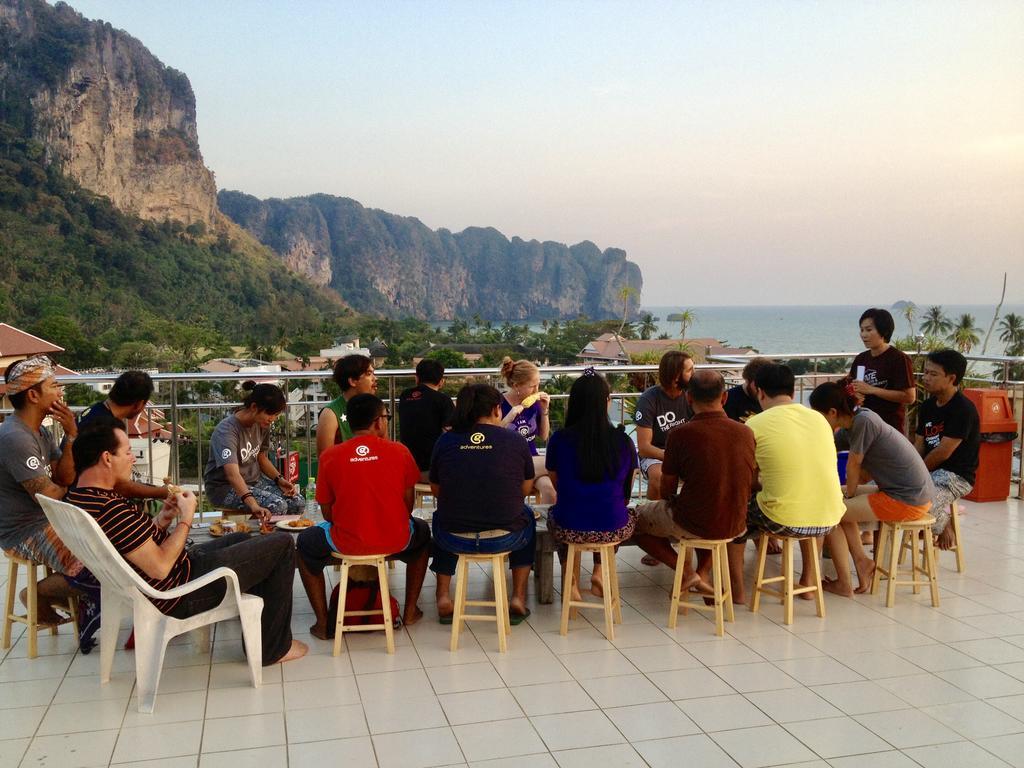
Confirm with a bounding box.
[920,306,951,337]
[948,313,981,353]
[901,302,917,338]
[998,313,1024,347]
[424,348,471,369]
[676,309,697,340]
[114,341,160,369]
[638,312,658,340]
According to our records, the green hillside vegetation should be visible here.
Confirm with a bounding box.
[0,127,347,369]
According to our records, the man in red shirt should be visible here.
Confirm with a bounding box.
[297,394,430,638]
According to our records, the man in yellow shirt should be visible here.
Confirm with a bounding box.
[730,364,845,602]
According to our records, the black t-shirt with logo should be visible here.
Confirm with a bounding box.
[850,347,914,432]
[429,424,534,533]
[724,384,761,423]
[916,392,980,485]
[633,385,692,450]
[398,384,454,471]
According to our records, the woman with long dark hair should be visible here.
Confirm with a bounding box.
[546,370,638,597]
[430,384,536,624]
[810,380,934,596]
[204,381,304,520]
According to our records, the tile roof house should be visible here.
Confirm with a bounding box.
[578,333,757,365]
[0,323,78,403]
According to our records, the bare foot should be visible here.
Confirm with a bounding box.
[693,578,716,596]
[277,639,308,663]
[436,597,454,622]
[767,537,782,555]
[679,572,702,593]
[853,559,876,593]
[590,578,604,598]
[508,597,529,617]
[403,606,424,626]
[18,588,66,626]
[821,577,854,597]
[732,593,747,605]
[308,622,331,640]
[797,580,817,599]
[936,523,956,550]
[641,554,660,567]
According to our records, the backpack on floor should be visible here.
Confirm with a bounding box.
[326,580,401,637]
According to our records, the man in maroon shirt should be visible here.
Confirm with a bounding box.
[634,370,757,598]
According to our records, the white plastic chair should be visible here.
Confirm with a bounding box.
[36,495,263,713]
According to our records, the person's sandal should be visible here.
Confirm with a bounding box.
[508,608,531,626]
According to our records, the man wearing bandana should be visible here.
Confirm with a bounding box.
[0,355,85,625]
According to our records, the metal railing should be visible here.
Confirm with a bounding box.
[4,352,1021,504]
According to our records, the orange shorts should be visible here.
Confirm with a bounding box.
[868,492,931,522]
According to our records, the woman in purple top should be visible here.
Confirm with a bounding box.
[546,371,638,598]
[499,357,556,504]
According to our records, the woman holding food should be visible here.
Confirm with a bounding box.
[204,381,305,520]
[499,356,555,504]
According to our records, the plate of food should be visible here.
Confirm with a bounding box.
[277,518,315,531]
[209,519,251,537]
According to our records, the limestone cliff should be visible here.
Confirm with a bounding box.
[219,191,644,321]
[0,0,217,226]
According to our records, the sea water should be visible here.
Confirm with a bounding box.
[431,303,1024,357]
[641,304,1024,356]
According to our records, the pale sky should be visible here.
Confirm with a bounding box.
[66,0,1024,306]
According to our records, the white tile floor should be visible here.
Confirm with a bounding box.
[3,493,1024,767]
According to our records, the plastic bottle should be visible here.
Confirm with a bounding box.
[304,476,318,516]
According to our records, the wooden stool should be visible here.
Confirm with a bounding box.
[750,533,825,625]
[898,503,965,574]
[414,483,434,510]
[559,542,622,640]
[871,517,940,608]
[948,503,965,573]
[450,552,512,653]
[330,553,395,656]
[668,537,733,637]
[2,554,79,659]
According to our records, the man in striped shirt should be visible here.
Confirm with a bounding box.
[66,424,307,665]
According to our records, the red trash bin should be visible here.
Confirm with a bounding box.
[963,389,1018,503]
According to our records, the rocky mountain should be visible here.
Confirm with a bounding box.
[219,191,643,320]
[0,0,217,226]
[2,0,644,322]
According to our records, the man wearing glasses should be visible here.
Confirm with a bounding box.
[296,394,431,638]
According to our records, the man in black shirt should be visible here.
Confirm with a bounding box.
[398,359,454,482]
[78,371,170,503]
[724,357,771,423]
[915,350,979,548]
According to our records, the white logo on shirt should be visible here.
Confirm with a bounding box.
[656,412,678,430]
[239,441,258,463]
[518,425,531,438]
[221,448,232,459]
[635,410,643,421]
[355,444,370,457]
[25,456,40,471]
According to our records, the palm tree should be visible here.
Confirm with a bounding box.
[677,309,697,340]
[901,302,917,338]
[638,312,658,340]
[948,313,981,353]
[920,306,951,337]
[998,313,1024,347]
